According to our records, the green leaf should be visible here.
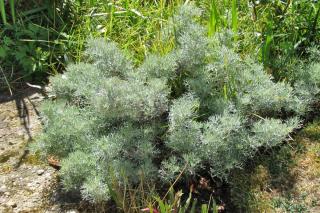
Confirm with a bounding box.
[0,46,7,58]
[155,197,167,212]
[3,36,13,46]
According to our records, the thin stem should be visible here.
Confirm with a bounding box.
[0,65,13,95]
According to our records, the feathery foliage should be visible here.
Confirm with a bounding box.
[36,5,320,204]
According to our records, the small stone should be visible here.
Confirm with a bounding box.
[0,114,5,121]
[7,200,17,208]
[0,122,7,128]
[0,185,7,194]
[8,112,16,118]
[49,206,60,211]
[0,197,6,204]
[33,192,40,198]
[23,134,30,141]
[37,169,45,175]
[4,192,10,197]
[17,130,24,136]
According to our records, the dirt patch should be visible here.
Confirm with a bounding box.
[0,89,43,167]
[0,88,64,212]
[229,120,320,212]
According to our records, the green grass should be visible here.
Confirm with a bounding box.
[61,0,180,66]
[208,0,219,37]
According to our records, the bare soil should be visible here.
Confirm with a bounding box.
[0,88,78,213]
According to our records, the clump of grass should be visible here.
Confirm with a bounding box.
[0,164,13,174]
[22,151,45,166]
[300,119,320,140]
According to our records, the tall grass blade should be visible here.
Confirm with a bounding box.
[211,199,218,213]
[262,22,273,66]
[20,6,47,17]
[263,34,272,65]
[0,0,7,25]
[231,0,238,40]
[9,0,15,24]
[190,199,197,213]
[109,3,115,35]
[208,0,219,36]
[155,197,167,212]
[201,204,208,213]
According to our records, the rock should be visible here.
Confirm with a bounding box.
[29,93,43,101]
[7,200,17,208]
[8,112,16,118]
[37,169,45,175]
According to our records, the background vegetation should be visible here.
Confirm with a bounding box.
[1,0,319,91]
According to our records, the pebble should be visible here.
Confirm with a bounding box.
[24,134,30,141]
[0,185,7,194]
[27,183,34,188]
[0,114,5,121]
[44,172,53,179]
[0,122,7,128]
[66,210,79,213]
[0,197,6,204]
[37,169,45,175]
